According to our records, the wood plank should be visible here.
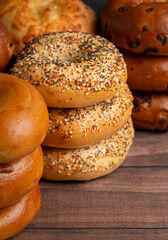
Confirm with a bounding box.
[26,167,168,229]
[125,131,168,167]
[12,228,168,240]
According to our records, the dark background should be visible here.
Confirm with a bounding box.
[83,0,109,16]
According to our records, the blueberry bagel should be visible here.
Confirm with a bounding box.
[43,84,133,148]
[101,0,168,55]
[11,32,127,108]
[132,91,168,131]
[43,118,134,181]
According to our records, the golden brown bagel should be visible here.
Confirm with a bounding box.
[0,73,49,163]
[11,32,127,108]
[101,0,168,55]
[0,0,98,55]
[43,84,133,148]
[121,50,168,91]
[132,91,168,131]
[0,184,41,240]
[0,146,43,208]
[0,21,14,72]
[43,118,134,181]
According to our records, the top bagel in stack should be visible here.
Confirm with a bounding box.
[11,32,127,108]
[0,0,98,55]
[0,73,49,163]
[101,0,168,55]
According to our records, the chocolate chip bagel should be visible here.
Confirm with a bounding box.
[0,0,98,55]
[101,0,168,55]
[11,32,127,108]
[132,91,168,131]
[43,118,134,181]
[43,84,133,148]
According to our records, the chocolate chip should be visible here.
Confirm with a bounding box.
[159,118,167,125]
[118,7,128,12]
[127,38,141,48]
[130,67,134,71]
[142,25,149,32]
[144,47,159,55]
[146,8,154,13]
[133,92,152,112]
[156,34,167,46]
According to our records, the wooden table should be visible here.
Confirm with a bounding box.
[12,130,168,239]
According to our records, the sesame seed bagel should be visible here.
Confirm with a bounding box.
[101,0,168,55]
[0,0,98,55]
[0,184,41,240]
[43,84,133,148]
[11,32,127,108]
[0,73,49,163]
[122,49,168,91]
[132,91,168,131]
[0,146,43,208]
[43,118,134,181]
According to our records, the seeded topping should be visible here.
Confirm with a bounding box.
[11,32,126,95]
[43,119,134,175]
[46,85,133,141]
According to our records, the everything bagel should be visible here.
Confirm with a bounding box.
[101,0,168,55]
[0,146,43,208]
[11,32,127,108]
[0,73,49,163]
[43,84,133,148]
[43,118,134,181]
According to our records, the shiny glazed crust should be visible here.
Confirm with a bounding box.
[0,146,43,208]
[0,21,14,72]
[0,73,49,163]
[122,50,168,91]
[43,118,134,181]
[132,91,168,131]
[0,185,41,240]
[43,85,133,148]
[0,0,98,55]
[101,0,168,55]
[11,32,127,108]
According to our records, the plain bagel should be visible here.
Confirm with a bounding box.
[122,49,168,91]
[43,84,133,148]
[0,73,49,163]
[101,0,168,55]
[0,146,43,208]
[0,0,98,55]
[11,32,127,108]
[43,118,134,181]
[132,91,168,131]
[0,184,41,240]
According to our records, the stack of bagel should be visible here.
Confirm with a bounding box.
[101,0,168,131]
[0,74,49,239]
[11,31,134,181]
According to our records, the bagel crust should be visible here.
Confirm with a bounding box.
[101,0,168,55]
[43,118,134,181]
[0,146,43,208]
[132,91,168,131]
[122,50,168,91]
[43,84,133,148]
[0,0,98,55]
[0,73,49,163]
[11,32,127,108]
[0,185,41,240]
[0,21,14,72]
